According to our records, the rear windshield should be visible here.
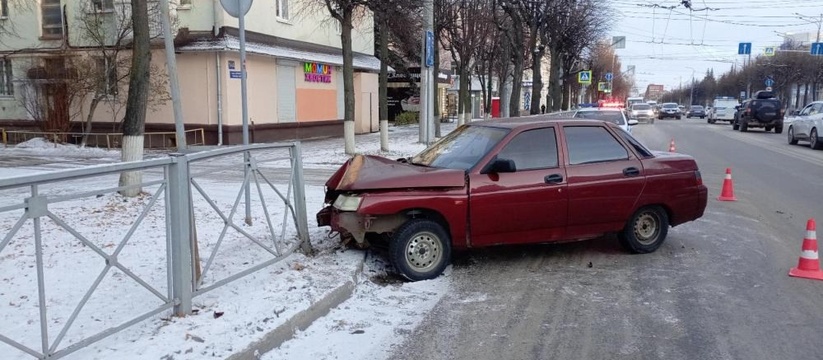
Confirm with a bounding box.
[574,111,626,125]
[632,104,651,110]
[662,104,678,109]
[691,105,703,110]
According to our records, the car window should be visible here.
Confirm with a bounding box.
[691,105,703,110]
[411,125,509,170]
[573,111,626,125]
[631,104,651,110]
[497,128,559,170]
[662,104,678,109]
[616,128,654,158]
[800,104,814,116]
[810,103,823,115]
[564,126,629,165]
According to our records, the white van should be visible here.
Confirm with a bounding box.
[709,97,740,124]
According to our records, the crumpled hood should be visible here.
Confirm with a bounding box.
[325,154,466,191]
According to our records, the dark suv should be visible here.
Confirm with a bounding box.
[686,105,706,119]
[732,90,784,133]
[658,103,682,120]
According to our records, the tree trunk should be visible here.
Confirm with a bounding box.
[378,14,389,151]
[119,0,151,197]
[81,95,103,147]
[457,64,468,125]
[342,9,356,155]
[528,29,541,115]
[510,57,523,117]
[549,50,562,111]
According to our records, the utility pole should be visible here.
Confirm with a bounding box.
[158,0,186,150]
[419,0,434,144]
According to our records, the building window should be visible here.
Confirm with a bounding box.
[1,0,9,18]
[41,0,63,38]
[91,0,114,12]
[179,0,191,6]
[276,0,289,20]
[0,58,13,96]
[95,57,117,96]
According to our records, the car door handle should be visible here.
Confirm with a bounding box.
[623,167,641,177]
[544,174,564,184]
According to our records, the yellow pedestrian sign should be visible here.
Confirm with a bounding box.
[764,47,775,57]
[598,82,608,92]
[578,71,592,84]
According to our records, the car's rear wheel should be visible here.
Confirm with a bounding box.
[618,206,670,254]
[788,126,799,145]
[811,128,823,150]
[389,219,451,281]
[775,125,783,134]
[732,122,739,130]
[765,126,773,132]
[740,119,749,132]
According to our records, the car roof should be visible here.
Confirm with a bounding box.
[466,116,622,130]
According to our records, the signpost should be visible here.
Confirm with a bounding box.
[764,47,775,57]
[605,72,613,81]
[578,71,592,84]
[765,77,775,87]
[812,43,823,56]
[738,42,752,55]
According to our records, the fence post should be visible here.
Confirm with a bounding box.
[290,142,312,255]
[168,153,193,316]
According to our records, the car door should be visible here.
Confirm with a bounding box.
[468,126,568,247]
[794,104,815,139]
[562,125,646,238]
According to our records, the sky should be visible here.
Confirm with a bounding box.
[609,0,823,95]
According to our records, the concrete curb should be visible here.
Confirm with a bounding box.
[226,253,367,360]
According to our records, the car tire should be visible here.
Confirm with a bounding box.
[788,126,799,145]
[775,125,783,134]
[618,206,670,254]
[677,116,682,120]
[765,126,773,132]
[811,128,823,150]
[732,122,739,130]
[740,119,749,132]
[389,219,451,281]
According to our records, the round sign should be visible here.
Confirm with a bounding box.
[220,0,253,18]
[766,86,773,92]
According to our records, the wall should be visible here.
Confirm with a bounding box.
[296,61,338,121]
[353,72,378,134]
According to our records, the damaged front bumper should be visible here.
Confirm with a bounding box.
[317,205,406,244]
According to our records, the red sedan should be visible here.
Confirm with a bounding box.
[318,118,708,281]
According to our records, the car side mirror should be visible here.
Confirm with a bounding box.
[482,157,516,174]
[628,119,639,126]
[791,110,801,116]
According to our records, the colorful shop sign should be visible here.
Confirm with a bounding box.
[304,62,332,83]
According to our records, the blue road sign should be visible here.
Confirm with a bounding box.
[738,42,752,55]
[578,71,592,84]
[605,72,614,81]
[425,31,435,67]
[812,42,823,56]
[765,77,775,87]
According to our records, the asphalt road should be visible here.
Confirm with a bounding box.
[388,118,823,360]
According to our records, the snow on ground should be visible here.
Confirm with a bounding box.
[5,137,120,158]
[0,122,459,359]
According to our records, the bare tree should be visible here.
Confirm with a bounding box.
[119,0,153,197]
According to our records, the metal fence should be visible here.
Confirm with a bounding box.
[1,128,206,149]
[0,143,310,359]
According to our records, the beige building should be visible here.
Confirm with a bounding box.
[0,0,380,145]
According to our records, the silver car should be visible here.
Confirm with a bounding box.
[572,107,639,133]
[787,101,823,150]
[630,103,655,123]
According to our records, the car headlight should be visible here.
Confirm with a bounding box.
[333,194,363,211]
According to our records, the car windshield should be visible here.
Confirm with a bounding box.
[691,106,703,110]
[632,104,651,110]
[574,110,626,125]
[662,104,678,109]
[411,124,509,170]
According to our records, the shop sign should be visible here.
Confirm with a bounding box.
[304,62,332,83]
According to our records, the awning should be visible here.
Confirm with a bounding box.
[178,35,381,72]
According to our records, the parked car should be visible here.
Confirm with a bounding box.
[687,105,706,119]
[732,90,784,133]
[678,105,686,115]
[570,107,639,133]
[658,103,682,119]
[630,103,656,123]
[317,119,709,281]
[787,101,823,149]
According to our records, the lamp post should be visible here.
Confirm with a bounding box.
[686,67,696,106]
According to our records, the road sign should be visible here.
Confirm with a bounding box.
[738,42,752,55]
[764,47,775,57]
[598,82,607,92]
[220,0,253,18]
[425,31,434,68]
[578,71,592,84]
[612,36,626,49]
[765,77,775,87]
[812,43,823,56]
[605,72,614,81]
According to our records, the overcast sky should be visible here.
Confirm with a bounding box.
[610,0,823,95]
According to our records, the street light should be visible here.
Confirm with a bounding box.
[686,67,696,105]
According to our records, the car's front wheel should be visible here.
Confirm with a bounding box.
[788,126,799,145]
[618,206,670,254]
[389,219,451,281]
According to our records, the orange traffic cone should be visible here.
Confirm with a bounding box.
[668,138,676,152]
[717,168,737,201]
[789,219,823,281]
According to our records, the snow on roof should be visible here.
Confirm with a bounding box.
[178,35,381,72]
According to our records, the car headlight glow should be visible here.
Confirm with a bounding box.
[333,194,363,211]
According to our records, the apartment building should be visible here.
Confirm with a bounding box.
[0,0,380,145]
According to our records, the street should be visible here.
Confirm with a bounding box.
[388,118,823,360]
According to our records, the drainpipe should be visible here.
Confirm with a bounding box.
[216,52,223,145]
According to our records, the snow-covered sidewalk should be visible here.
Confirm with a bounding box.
[0,123,456,360]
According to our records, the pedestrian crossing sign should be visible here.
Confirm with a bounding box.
[764,47,775,57]
[578,70,592,84]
